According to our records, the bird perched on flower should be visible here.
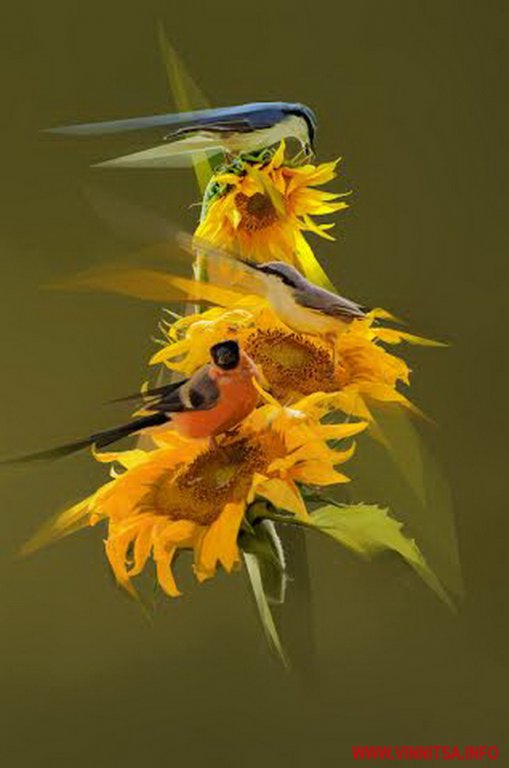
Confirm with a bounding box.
[238,258,366,339]
[22,391,367,596]
[181,230,368,343]
[56,229,367,355]
[151,298,429,420]
[4,340,260,462]
[45,102,317,168]
[76,140,348,287]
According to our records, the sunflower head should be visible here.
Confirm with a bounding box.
[244,327,335,400]
[195,142,349,286]
[157,437,265,523]
[153,301,419,418]
[234,190,280,232]
[25,395,365,598]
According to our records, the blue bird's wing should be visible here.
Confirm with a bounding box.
[44,102,289,137]
[164,119,255,139]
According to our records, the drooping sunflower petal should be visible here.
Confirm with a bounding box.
[130,517,156,576]
[254,476,309,520]
[154,545,180,597]
[375,327,447,347]
[105,525,138,596]
[294,235,335,288]
[195,501,245,579]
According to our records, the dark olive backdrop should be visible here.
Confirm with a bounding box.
[0,1,506,765]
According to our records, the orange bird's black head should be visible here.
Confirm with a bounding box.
[210,340,240,370]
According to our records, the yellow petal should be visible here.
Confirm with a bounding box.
[105,529,137,597]
[159,519,198,545]
[212,173,241,186]
[300,214,337,241]
[130,521,154,576]
[195,502,245,577]
[268,140,286,169]
[294,235,335,289]
[291,461,350,485]
[376,327,447,347]
[149,338,191,364]
[154,545,181,597]
[255,477,309,520]
[93,447,149,470]
[251,375,280,407]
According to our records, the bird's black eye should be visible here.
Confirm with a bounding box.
[189,389,205,408]
[210,340,240,370]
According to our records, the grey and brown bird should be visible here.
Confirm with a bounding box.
[174,233,368,343]
[243,259,366,338]
[57,225,367,348]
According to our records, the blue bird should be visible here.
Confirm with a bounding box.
[45,101,317,168]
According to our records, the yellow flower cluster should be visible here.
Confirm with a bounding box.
[27,140,445,606]
[27,395,363,597]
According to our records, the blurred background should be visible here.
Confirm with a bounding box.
[0,1,507,765]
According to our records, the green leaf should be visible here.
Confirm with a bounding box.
[239,524,282,572]
[347,406,464,602]
[239,519,287,605]
[243,552,289,668]
[311,503,455,610]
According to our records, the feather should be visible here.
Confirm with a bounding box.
[1,413,168,465]
[46,266,245,306]
[293,284,366,320]
[44,102,292,137]
[93,138,224,169]
[109,379,186,404]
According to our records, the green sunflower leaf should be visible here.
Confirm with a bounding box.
[243,552,288,668]
[311,503,455,610]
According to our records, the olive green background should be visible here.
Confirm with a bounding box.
[0,1,506,765]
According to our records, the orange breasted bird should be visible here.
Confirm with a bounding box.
[4,341,260,463]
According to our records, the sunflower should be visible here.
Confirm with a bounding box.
[24,395,366,597]
[151,298,436,420]
[195,141,349,287]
